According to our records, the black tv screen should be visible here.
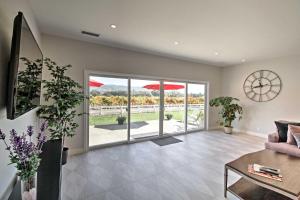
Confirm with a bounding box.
[7,12,43,119]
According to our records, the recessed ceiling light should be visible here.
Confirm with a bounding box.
[174,41,179,45]
[214,51,219,56]
[110,24,117,29]
[241,59,246,62]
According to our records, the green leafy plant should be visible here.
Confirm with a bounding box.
[16,57,43,114]
[116,116,127,125]
[37,58,85,140]
[209,97,243,127]
[165,114,173,120]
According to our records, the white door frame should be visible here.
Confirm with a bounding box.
[83,70,209,152]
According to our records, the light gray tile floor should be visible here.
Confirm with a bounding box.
[62,131,265,200]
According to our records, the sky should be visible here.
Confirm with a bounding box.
[90,76,205,94]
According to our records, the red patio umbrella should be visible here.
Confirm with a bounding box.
[89,80,103,87]
[143,83,185,90]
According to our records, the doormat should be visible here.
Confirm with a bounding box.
[151,136,183,146]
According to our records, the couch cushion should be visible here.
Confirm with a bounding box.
[275,121,300,142]
[268,132,279,143]
[293,133,300,148]
[289,125,300,147]
[287,126,297,145]
[265,142,300,158]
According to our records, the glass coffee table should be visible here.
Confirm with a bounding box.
[225,149,300,200]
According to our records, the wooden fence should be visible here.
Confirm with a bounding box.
[90,104,205,116]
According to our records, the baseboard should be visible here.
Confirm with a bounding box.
[234,129,267,139]
[208,127,267,138]
[69,148,84,156]
[208,126,222,131]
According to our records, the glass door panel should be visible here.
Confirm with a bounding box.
[130,79,160,140]
[187,83,205,130]
[89,76,128,147]
[163,81,186,134]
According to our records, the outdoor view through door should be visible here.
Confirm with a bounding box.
[130,79,160,140]
[187,83,205,130]
[88,74,206,147]
[163,81,186,135]
[89,76,128,146]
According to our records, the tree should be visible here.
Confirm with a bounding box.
[209,97,243,127]
[38,58,85,140]
[16,57,43,114]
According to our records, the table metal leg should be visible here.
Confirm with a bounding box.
[224,166,228,198]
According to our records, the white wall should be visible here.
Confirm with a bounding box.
[42,34,222,152]
[0,0,41,199]
[221,55,300,136]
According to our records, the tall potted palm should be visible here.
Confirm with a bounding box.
[209,96,243,134]
[37,58,85,200]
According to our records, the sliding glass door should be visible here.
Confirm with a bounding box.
[187,83,205,131]
[130,79,160,140]
[163,81,186,135]
[89,76,128,147]
[87,73,206,147]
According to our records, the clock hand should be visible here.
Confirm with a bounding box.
[261,84,270,87]
[252,83,270,89]
[252,85,261,89]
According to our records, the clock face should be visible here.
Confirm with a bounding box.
[243,70,282,102]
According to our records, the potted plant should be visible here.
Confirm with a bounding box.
[37,58,85,200]
[116,116,127,125]
[0,123,47,200]
[165,113,173,120]
[38,58,85,164]
[209,96,243,134]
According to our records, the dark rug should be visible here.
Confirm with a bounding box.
[151,136,183,146]
[94,121,148,130]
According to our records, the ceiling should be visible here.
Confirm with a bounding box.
[28,0,300,67]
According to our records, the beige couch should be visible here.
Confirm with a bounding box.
[265,132,300,158]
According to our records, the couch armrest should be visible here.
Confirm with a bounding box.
[268,132,279,143]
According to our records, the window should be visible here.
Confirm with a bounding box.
[87,73,206,147]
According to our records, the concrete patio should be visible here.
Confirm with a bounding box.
[89,119,204,146]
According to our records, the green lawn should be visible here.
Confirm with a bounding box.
[89,111,185,125]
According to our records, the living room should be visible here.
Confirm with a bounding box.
[0,0,299,200]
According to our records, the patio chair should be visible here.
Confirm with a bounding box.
[188,110,204,128]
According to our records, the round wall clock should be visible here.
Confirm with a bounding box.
[243,70,282,102]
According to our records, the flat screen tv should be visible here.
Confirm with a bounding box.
[7,12,43,119]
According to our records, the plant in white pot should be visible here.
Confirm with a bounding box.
[209,97,243,134]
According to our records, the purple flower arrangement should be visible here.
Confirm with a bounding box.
[0,122,47,181]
